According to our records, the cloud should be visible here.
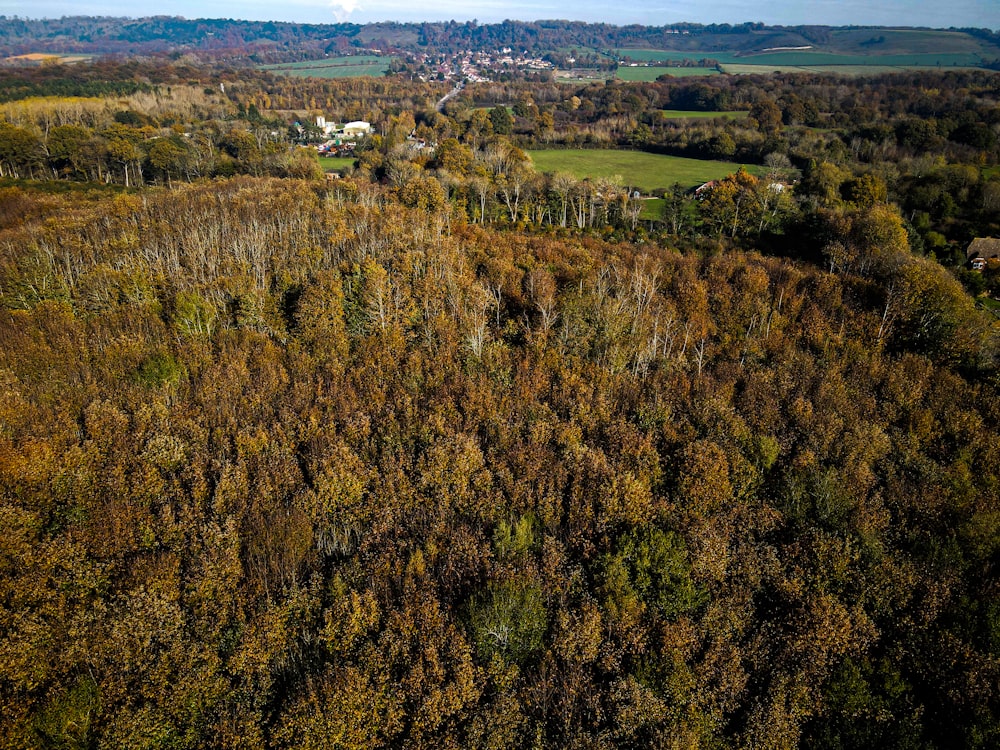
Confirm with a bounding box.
[329,0,359,21]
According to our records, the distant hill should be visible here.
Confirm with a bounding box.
[1,16,998,66]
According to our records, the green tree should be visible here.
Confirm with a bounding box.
[749,98,783,134]
[46,124,94,180]
[468,580,546,665]
[489,105,513,136]
[147,138,189,186]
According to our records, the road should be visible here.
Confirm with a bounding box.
[435,82,464,113]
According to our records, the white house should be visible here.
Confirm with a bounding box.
[342,121,373,138]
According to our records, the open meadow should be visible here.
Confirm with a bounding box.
[527,148,762,193]
[720,63,989,76]
[318,156,354,173]
[258,56,390,78]
[614,40,994,75]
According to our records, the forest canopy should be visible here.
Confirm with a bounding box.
[0,52,999,749]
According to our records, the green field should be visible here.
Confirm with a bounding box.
[721,63,990,76]
[660,109,748,120]
[612,44,995,73]
[318,156,353,173]
[258,56,391,78]
[616,66,718,81]
[639,197,665,221]
[527,149,762,193]
[827,28,1000,56]
[733,51,985,67]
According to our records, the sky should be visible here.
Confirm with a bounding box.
[5,0,999,29]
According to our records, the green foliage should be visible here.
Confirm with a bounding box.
[172,290,217,337]
[468,581,547,665]
[489,105,513,136]
[134,350,184,387]
[601,527,706,621]
[843,173,889,208]
[32,675,99,750]
[804,657,925,750]
[493,515,539,559]
[892,258,985,366]
[750,433,781,471]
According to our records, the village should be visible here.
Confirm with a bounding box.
[408,47,554,82]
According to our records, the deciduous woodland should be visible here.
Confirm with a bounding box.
[0,50,999,750]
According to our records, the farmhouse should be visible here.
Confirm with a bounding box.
[967,237,1000,271]
[310,117,373,140]
[694,180,718,198]
[342,121,373,138]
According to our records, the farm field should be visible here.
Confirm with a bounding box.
[720,63,989,76]
[731,51,985,67]
[613,45,994,72]
[4,52,93,64]
[527,149,762,193]
[258,56,390,78]
[827,28,1000,55]
[616,66,718,81]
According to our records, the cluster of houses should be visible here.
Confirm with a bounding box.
[413,48,554,83]
[306,117,373,156]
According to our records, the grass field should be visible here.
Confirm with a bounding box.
[527,149,762,193]
[613,44,995,74]
[721,63,990,76]
[318,156,353,173]
[660,109,748,120]
[639,197,665,221]
[258,56,391,78]
[616,66,718,81]
[827,28,999,56]
[734,51,984,67]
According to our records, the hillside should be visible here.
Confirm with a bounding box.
[1,176,998,748]
[0,16,998,65]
